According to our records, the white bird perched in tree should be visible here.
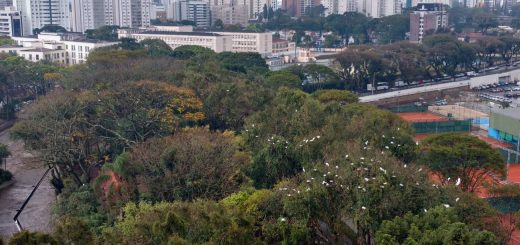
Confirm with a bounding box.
[345,154,349,158]
[399,183,404,187]
[455,197,460,202]
[361,206,366,210]
[455,178,461,186]
[364,178,369,182]
[360,157,365,160]
[280,217,286,222]
[302,167,305,173]
[365,140,369,145]
[404,164,407,168]
[316,136,320,139]
[379,167,387,174]
[424,209,428,212]
[306,187,311,191]
[382,135,385,138]
[325,162,330,167]
[306,180,311,183]
[416,141,419,145]
[385,146,390,149]
[335,166,339,169]
[443,204,450,208]
[418,168,422,172]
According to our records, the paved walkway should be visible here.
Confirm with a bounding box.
[0,129,55,240]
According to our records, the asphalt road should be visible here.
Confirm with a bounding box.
[0,129,55,240]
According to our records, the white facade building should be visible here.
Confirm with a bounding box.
[356,0,401,18]
[213,31,272,55]
[104,0,150,28]
[15,0,72,34]
[178,0,210,27]
[211,4,249,26]
[0,6,23,37]
[118,27,274,56]
[3,32,118,64]
[118,29,231,52]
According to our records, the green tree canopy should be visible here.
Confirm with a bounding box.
[420,133,506,192]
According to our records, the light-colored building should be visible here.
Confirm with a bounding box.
[272,38,295,54]
[151,3,166,20]
[213,31,272,55]
[180,1,210,27]
[6,32,118,65]
[356,0,402,18]
[104,0,151,28]
[119,27,274,56]
[211,4,249,26]
[150,25,194,32]
[15,0,72,34]
[0,7,23,37]
[18,48,68,64]
[118,29,231,52]
[62,39,118,64]
[70,0,106,32]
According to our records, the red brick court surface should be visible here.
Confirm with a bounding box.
[396,112,449,123]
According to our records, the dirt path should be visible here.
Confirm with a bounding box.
[0,129,55,240]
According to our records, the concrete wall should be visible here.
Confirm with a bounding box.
[361,67,520,104]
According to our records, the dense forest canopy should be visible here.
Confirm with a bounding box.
[0,38,512,244]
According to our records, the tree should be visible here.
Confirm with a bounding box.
[171,45,215,59]
[216,52,268,74]
[0,143,11,159]
[8,231,58,245]
[119,38,142,50]
[33,25,67,35]
[265,70,302,89]
[100,128,250,204]
[312,89,359,104]
[474,12,498,33]
[376,206,499,245]
[420,133,506,193]
[85,25,119,41]
[213,19,224,30]
[371,14,410,44]
[53,216,95,245]
[140,39,174,57]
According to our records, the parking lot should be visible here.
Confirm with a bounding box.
[473,81,520,107]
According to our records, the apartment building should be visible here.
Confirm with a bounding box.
[70,0,106,32]
[15,0,72,34]
[0,6,23,37]
[409,3,447,43]
[211,4,249,26]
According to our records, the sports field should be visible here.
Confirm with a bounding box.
[396,112,449,123]
[428,105,488,120]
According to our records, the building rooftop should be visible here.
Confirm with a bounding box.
[492,107,520,120]
[140,31,222,36]
[19,48,59,52]
[62,39,119,44]
[0,44,23,48]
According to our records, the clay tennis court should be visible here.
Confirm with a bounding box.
[396,112,449,123]
[472,132,514,149]
[429,105,488,120]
